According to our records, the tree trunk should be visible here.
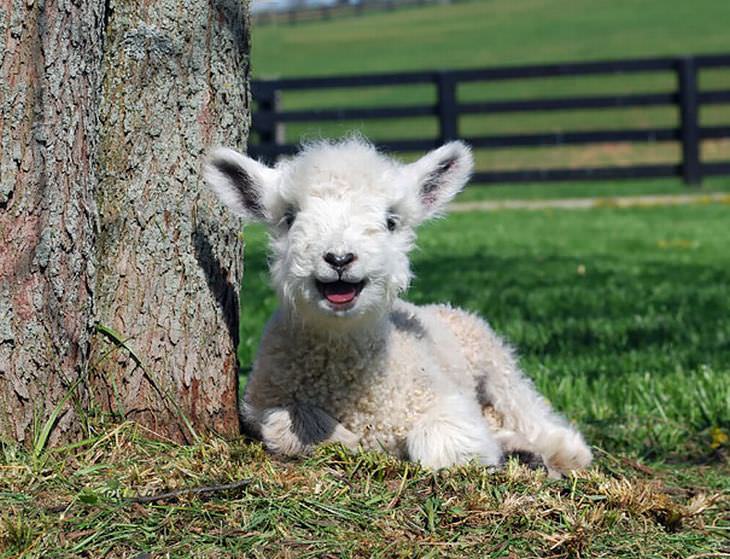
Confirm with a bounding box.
[91,1,249,442]
[0,0,104,444]
[0,0,249,445]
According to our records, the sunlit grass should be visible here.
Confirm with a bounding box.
[253,0,730,77]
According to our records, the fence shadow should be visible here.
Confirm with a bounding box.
[408,248,730,378]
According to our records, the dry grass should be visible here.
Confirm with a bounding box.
[1,422,727,558]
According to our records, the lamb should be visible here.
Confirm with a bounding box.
[204,137,592,475]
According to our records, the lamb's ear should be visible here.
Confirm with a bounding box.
[405,141,473,221]
[203,147,279,221]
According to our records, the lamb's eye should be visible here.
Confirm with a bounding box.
[386,213,399,232]
[282,208,296,229]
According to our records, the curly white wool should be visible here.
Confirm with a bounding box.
[204,136,593,474]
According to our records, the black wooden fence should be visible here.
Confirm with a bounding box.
[250,54,730,186]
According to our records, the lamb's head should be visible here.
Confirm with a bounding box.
[204,138,473,328]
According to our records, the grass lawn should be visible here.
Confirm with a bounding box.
[1,434,726,558]
[251,0,730,195]
[453,177,730,202]
[252,0,730,77]
[1,201,729,557]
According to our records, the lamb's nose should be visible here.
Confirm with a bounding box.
[324,252,356,270]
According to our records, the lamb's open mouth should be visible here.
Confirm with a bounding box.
[315,279,366,306]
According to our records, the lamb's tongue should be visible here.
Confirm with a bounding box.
[324,282,357,304]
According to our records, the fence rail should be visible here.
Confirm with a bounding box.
[250,54,730,186]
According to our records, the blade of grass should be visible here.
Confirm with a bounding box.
[95,323,199,443]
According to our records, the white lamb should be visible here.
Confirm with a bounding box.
[204,137,592,475]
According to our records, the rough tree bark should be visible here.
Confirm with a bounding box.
[0,0,105,444]
[0,0,249,444]
[91,0,249,442]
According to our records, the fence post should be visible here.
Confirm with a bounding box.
[253,83,282,165]
[678,56,701,187]
[436,72,458,144]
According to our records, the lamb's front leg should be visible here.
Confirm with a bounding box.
[407,393,502,469]
[259,404,360,456]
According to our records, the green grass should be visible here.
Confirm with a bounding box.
[251,0,730,195]
[453,177,730,202]
[253,0,730,77]
[1,427,727,558]
[239,202,730,459]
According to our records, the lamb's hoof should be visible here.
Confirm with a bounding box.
[504,450,546,471]
[541,428,593,477]
[330,423,360,450]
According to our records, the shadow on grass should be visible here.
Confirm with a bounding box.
[408,249,730,376]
